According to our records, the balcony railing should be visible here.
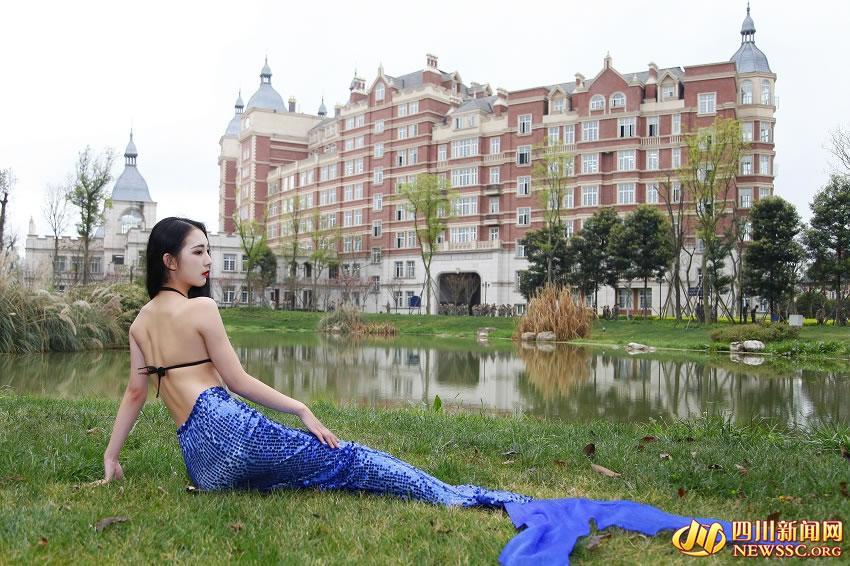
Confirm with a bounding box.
[435,239,501,252]
[483,152,506,163]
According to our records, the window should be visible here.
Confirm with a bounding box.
[518,114,532,134]
[550,97,566,112]
[517,176,531,196]
[582,186,599,207]
[223,287,235,304]
[761,80,772,105]
[739,187,752,208]
[759,155,771,175]
[489,166,500,184]
[672,182,682,203]
[590,95,604,111]
[241,254,249,272]
[517,207,531,226]
[405,260,415,278]
[408,100,418,114]
[760,123,772,143]
[564,222,573,239]
[517,145,531,166]
[740,80,752,104]
[759,187,771,199]
[547,127,560,145]
[451,137,478,158]
[451,167,478,187]
[345,117,355,130]
[355,114,365,127]
[698,92,716,115]
[563,189,574,209]
[489,226,499,241]
[373,193,383,211]
[374,167,384,184]
[453,196,478,216]
[744,221,753,242]
[516,243,527,258]
[618,117,635,138]
[490,137,501,154]
[395,205,407,221]
[638,288,652,309]
[453,114,477,129]
[742,122,753,142]
[394,261,404,278]
[646,183,659,204]
[617,288,632,309]
[662,84,676,100]
[374,142,384,158]
[563,125,575,144]
[372,220,382,237]
[343,210,353,227]
[647,116,659,137]
[375,83,385,101]
[617,183,635,204]
[489,197,499,213]
[741,155,753,175]
[54,256,67,272]
[450,226,476,243]
[437,145,447,161]
[396,150,407,167]
[618,150,635,171]
[223,254,236,272]
[582,153,598,174]
[582,121,599,141]
[610,92,626,108]
[647,149,659,170]
[671,148,681,169]
[672,113,681,135]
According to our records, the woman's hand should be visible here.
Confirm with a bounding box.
[297,407,340,449]
[103,456,124,482]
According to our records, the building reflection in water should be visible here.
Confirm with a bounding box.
[2,337,847,427]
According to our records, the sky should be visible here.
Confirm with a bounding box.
[3,0,849,248]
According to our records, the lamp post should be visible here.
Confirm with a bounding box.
[482,281,490,303]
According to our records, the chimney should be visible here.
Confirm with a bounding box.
[334,104,342,117]
[288,96,296,112]
[574,73,585,90]
[426,53,438,69]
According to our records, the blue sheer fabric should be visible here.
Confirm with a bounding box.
[177,386,730,565]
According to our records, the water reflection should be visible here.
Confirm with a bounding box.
[2,339,848,427]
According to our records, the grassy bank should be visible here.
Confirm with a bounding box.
[1,393,848,563]
[221,309,850,358]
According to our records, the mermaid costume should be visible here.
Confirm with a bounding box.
[174,386,732,565]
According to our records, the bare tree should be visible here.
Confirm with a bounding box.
[233,213,268,306]
[657,173,689,320]
[68,147,116,285]
[307,208,340,311]
[43,181,71,286]
[0,168,15,249]
[827,125,850,175]
[532,141,575,285]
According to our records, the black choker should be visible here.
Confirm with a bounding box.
[160,286,187,298]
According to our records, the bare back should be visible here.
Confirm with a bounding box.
[130,295,224,428]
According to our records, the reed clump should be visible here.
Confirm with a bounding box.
[318,304,397,336]
[0,257,146,353]
[512,285,592,342]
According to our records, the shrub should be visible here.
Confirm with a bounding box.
[709,322,799,344]
[513,284,592,341]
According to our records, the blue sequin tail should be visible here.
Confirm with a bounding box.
[177,387,532,508]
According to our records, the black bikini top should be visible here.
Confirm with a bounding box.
[139,286,212,398]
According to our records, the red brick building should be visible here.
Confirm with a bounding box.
[218,6,775,314]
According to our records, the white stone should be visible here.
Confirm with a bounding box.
[536,331,556,341]
[521,332,537,341]
[742,340,765,352]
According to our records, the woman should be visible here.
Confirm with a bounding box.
[102,217,531,507]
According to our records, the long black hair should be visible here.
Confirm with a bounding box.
[145,217,212,299]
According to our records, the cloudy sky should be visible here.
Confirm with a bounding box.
[3,0,849,246]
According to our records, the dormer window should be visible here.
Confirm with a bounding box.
[661,84,676,101]
[552,97,565,113]
[610,92,626,108]
[375,83,385,102]
[590,95,604,111]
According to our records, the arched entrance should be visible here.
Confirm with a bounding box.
[438,272,481,314]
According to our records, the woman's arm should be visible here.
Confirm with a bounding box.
[195,299,339,448]
[102,329,149,480]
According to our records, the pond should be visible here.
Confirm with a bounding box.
[3,334,848,427]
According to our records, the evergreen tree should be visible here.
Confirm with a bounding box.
[518,224,572,300]
[567,208,620,308]
[743,197,803,320]
[803,175,850,324]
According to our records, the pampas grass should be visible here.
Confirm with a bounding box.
[513,284,592,342]
[0,255,146,353]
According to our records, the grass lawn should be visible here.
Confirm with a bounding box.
[1,393,847,563]
[220,308,850,358]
